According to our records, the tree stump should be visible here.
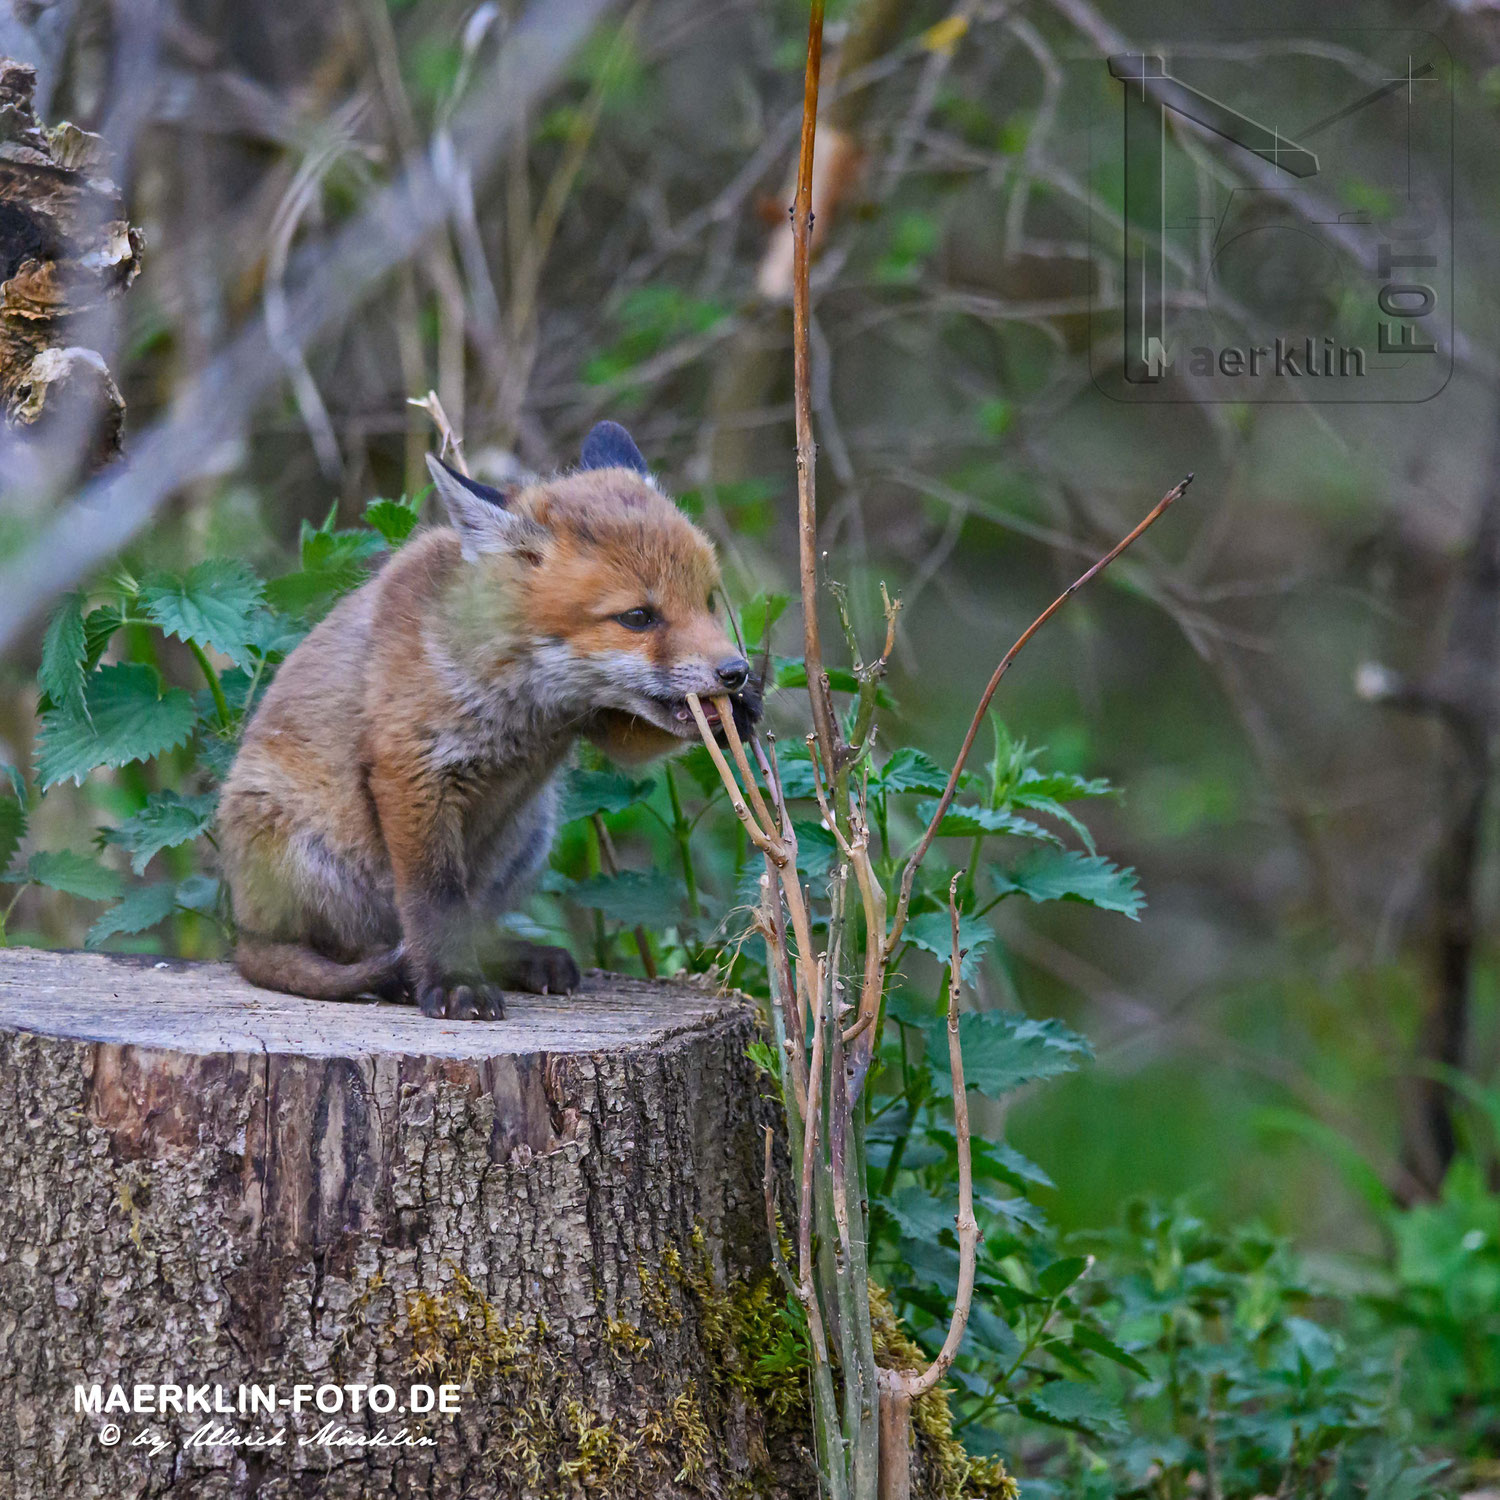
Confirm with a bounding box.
[0,949,804,1499]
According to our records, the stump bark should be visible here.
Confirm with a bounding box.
[0,949,804,1499]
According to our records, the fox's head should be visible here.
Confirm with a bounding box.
[426,422,761,763]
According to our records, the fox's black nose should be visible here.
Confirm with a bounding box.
[717,656,750,692]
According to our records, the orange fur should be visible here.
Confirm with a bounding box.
[219,434,755,1019]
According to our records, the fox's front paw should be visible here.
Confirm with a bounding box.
[416,979,507,1021]
[497,942,582,996]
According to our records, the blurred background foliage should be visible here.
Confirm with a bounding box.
[0,0,1498,1488]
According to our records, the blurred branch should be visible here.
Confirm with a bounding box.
[1358,408,1500,1191]
[0,0,615,660]
[0,58,143,479]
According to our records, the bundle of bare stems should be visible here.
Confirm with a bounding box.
[680,5,1192,1496]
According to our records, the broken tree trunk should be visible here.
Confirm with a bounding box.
[0,56,142,469]
[0,949,809,1499]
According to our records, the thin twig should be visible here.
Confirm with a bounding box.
[408,389,468,473]
[764,1125,799,1296]
[885,875,978,1400]
[792,0,842,779]
[685,693,785,859]
[714,693,779,839]
[887,472,1194,953]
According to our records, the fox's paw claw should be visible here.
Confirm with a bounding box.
[505,943,581,996]
[417,980,507,1021]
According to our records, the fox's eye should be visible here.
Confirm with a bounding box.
[615,606,660,632]
[706,592,717,613]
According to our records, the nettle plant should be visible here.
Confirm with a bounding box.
[0,497,425,948]
[640,8,1192,1495]
[0,481,1174,1492]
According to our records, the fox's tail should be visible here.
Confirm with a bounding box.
[235,936,406,1002]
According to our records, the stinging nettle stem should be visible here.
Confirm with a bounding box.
[885,876,978,1401]
[792,0,842,781]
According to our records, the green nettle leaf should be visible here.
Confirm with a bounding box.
[963,1302,1023,1363]
[928,1010,1093,1099]
[102,790,219,875]
[240,610,307,660]
[175,874,222,914]
[86,882,180,948]
[35,663,199,789]
[977,1191,1048,1232]
[1014,767,1114,802]
[141,560,267,663]
[1037,1255,1091,1297]
[884,1184,961,1243]
[39,593,88,717]
[1019,1379,1127,1435]
[992,851,1143,920]
[915,799,1062,846]
[265,511,384,618]
[566,869,686,926]
[21,850,125,901]
[1006,790,1097,853]
[1071,1322,1151,1378]
[903,908,994,981]
[0,795,26,880]
[775,657,895,707]
[363,496,422,546]
[82,605,123,670]
[793,819,840,879]
[561,768,656,824]
[877,747,951,796]
[740,591,790,651]
[932,1131,1054,1192]
[262,568,350,623]
[301,510,386,572]
[733,857,768,912]
[676,745,728,800]
[770,748,818,801]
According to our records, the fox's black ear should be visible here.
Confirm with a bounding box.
[426,454,542,560]
[431,456,509,508]
[579,420,648,476]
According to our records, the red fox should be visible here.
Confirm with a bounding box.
[219,422,759,1020]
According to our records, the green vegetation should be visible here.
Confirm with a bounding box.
[1,493,1480,1492]
[0,1,1493,1494]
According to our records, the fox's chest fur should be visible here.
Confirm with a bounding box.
[217,421,759,1018]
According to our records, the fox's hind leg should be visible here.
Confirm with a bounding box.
[221,797,405,1002]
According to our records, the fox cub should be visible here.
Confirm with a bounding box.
[219,422,759,1020]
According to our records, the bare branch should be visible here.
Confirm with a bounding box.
[886,875,978,1400]
[888,472,1193,953]
[791,0,843,780]
[0,0,615,659]
[713,693,780,840]
[764,1125,799,1297]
